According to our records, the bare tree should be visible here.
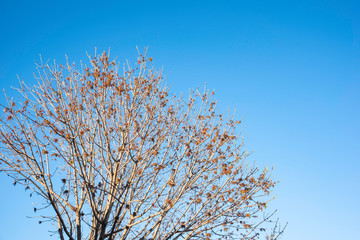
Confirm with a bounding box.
[0,51,284,240]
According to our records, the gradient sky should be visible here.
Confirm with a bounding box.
[0,1,359,239]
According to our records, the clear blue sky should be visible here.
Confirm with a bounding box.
[0,0,359,239]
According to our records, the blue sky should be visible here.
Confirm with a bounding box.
[0,0,359,239]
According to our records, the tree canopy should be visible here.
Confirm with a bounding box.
[0,51,284,240]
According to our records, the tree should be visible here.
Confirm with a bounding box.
[0,51,284,240]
